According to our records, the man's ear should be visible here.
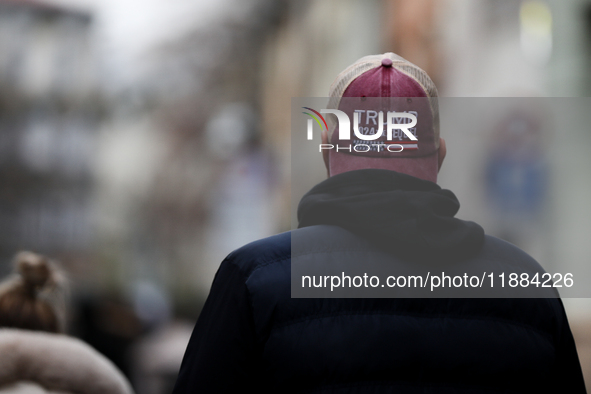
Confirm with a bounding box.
[438,137,446,171]
[322,130,330,177]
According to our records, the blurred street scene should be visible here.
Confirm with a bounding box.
[0,0,590,392]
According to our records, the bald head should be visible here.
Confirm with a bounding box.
[321,130,446,182]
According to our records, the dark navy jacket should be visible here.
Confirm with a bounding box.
[173,170,586,393]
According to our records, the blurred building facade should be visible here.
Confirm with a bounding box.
[0,0,99,278]
[93,0,292,314]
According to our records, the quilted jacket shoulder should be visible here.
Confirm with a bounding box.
[174,226,586,393]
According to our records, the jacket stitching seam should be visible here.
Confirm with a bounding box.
[272,311,554,342]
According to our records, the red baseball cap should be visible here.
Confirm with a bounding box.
[326,53,440,178]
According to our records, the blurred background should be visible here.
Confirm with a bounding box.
[0,0,590,392]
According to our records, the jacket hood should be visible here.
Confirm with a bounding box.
[0,329,134,394]
[297,169,484,262]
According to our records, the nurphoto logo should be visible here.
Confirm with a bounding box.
[302,107,419,153]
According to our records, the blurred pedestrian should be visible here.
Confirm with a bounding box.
[0,251,134,394]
